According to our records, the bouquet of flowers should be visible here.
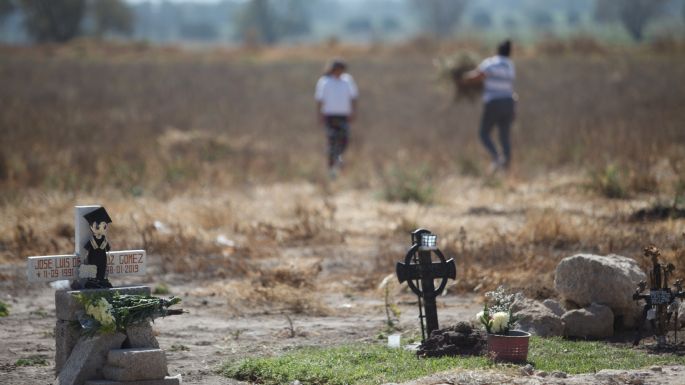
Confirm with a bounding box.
[73,292,182,336]
[434,51,483,103]
[476,286,518,335]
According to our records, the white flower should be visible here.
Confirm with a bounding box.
[491,312,510,333]
[86,298,115,327]
[476,311,484,322]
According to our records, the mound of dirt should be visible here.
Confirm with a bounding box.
[417,322,486,358]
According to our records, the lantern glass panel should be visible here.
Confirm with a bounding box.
[421,234,437,248]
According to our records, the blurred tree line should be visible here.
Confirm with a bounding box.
[0,0,131,42]
[236,0,310,45]
[0,0,683,44]
[594,0,670,41]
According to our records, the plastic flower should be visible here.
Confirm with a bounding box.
[86,298,115,327]
[74,293,182,335]
[491,312,510,333]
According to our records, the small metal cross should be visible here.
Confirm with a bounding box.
[396,229,456,340]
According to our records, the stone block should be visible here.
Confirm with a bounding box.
[562,303,614,338]
[105,348,167,381]
[55,319,82,374]
[555,254,645,328]
[55,286,151,321]
[124,322,159,349]
[103,365,168,382]
[84,376,181,385]
[512,294,565,337]
[55,333,126,385]
[542,299,565,317]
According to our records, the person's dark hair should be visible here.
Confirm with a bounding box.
[325,58,347,75]
[497,40,512,57]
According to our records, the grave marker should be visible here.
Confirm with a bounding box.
[396,228,456,341]
[24,205,181,384]
[26,205,145,284]
[633,245,685,348]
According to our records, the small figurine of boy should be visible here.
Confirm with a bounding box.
[83,207,113,289]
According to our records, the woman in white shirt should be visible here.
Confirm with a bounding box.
[315,59,358,178]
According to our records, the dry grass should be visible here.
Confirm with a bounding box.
[2,42,684,195]
[2,41,685,308]
[193,258,329,315]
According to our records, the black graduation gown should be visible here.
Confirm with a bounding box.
[84,237,111,280]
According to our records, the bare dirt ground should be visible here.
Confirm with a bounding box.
[0,271,480,385]
[3,282,685,385]
[1,176,684,385]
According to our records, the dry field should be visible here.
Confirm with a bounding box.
[1,40,685,384]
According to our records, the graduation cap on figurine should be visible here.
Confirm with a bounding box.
[83,207,112,225]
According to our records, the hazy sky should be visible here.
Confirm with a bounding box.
[126,0,240,3]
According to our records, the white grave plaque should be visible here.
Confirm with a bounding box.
[26,205,147,283]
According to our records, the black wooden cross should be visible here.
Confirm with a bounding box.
[396,229,456,340]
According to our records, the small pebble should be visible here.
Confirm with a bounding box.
[536,371,548,377]
[649,366,662,372]
[520,364,534,376]
[551,371,568,378]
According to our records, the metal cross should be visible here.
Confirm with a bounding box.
[396,228,456,340]
[633,245,685,348]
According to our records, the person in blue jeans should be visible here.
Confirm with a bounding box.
[462,40,516,173]
[315,59,358,179]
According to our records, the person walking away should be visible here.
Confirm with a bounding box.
[315,59,358,179]
[462,40,516,173]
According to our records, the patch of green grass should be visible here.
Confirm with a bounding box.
[589,164,628,199]
[29,308,49,318]
[15,355,49,367]
[153,282,170,295]
[529,337,685,374]
[220,338,685,385]
[0,300,9,317]
[381,165,435,204]
[170,344,190,352]
[220,344,491,385]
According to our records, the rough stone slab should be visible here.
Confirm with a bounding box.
[55,333,126,385]
[554,254,645,328]
[84,376,181,385]
[55,320,82,374]
[512,294,565,337]
[562,303,614,338]
[55,286,151,321]
[103,364,168,382]
[124,322,159,349]
[107,348,166,368]
[542,299,565,317]
[105,348,167,381]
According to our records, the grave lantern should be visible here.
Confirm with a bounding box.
[396,228,456,341]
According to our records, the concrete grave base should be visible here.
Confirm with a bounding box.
[55,319,82,374]
[55,286,152,375]
[84,376,181,385]
[55,286,152,321]
[124,322,159,349]
[52,285,180,385]
[103,348,168,382]
[56,333,127,385]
